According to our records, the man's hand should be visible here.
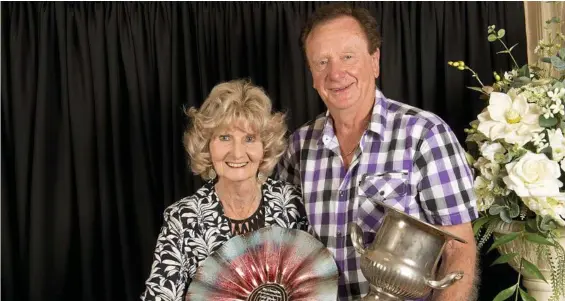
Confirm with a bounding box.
[430,222,479,301]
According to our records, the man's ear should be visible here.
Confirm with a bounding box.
[371,48,381,78]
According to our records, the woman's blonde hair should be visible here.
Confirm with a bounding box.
[184,79,288,181]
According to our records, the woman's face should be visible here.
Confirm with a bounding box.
[209,123,264,184]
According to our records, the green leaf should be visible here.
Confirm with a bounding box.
[508,202,520,218]
[491,253,519,266]
[525,233,555,246]
[492,284,517,301]
[467,86,487,94]
[539,115,558,128]
[522,258,548,283]
[500,209,513,223]
[488,34,497,42]
[519,288,536,301]
[488,232,520,253]
[508,43,519,53]
[518,64,530,77]
[497,29,506,39]
[525,218,538,233]
[560,48,565,59]
[551,55,565,71]
[473,215,495,235]
[489,205,504,215]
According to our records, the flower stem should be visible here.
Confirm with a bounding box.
[498,38,519,69]
[514,258,523,301]
[465,66,485,87]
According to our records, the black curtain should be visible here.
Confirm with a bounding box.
[2,2,527,301]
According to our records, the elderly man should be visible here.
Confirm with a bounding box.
[277,3,479,301]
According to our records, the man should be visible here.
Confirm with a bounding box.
[277,3,479,301]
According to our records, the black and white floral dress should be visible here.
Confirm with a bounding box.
[140,177,310,301]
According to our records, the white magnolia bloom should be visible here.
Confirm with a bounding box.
[477,92,543,146]
[547,129,565,162]
[503,152,564,197]
[522,195,565,226]
[474,176,496,211]
[480,142,505,162]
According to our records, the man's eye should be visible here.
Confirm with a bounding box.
[319,60,328,66]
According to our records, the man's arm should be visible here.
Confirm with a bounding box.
[431,222,479,301]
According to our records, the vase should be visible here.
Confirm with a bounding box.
[492,220,565,301]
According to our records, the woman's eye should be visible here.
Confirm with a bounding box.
[218,135,230,141]
[245,135,256,142]
[344,55,352,60]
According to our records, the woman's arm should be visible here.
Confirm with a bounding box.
[140,206,188,301]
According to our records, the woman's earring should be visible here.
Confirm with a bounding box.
[208,168,217,180]
[257,172,267,183]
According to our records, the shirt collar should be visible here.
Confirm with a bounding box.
[318,89,387,147]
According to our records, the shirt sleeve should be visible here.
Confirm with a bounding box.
[282,182,310,233]
[413,123,479,226]
[275,133,302,187]
[140,206,188,301]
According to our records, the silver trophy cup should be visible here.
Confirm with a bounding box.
[349,201,467,301]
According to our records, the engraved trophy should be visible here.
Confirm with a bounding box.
[348,200,467,301]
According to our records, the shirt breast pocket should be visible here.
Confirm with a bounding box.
[356,172,408,233]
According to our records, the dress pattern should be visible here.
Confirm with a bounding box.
[140,177,309,301]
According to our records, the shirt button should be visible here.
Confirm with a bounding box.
[337,231,343,237]
[379,190,385,196]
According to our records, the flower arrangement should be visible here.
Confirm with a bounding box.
[449,17,565,301]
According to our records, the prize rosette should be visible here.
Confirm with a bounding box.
[186,226,338,301]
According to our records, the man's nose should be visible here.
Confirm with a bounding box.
[328,61,346,80]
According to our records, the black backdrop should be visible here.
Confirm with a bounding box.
[2,2,527,301]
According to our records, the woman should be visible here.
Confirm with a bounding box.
[140,79,309,301]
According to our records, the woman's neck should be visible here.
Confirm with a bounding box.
[215,178,261,219]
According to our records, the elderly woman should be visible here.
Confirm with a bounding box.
[140,79,309,301]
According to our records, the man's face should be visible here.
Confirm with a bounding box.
[305,16,380,113]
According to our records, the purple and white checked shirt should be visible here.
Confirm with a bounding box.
[276,89,478,300]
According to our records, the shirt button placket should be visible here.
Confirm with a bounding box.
[337,190,346,237]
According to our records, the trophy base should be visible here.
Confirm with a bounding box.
[362,286,402,301]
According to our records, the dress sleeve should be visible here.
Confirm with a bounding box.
[282,182,310,233]
[140,205,188,301]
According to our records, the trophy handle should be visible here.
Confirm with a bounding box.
[347,223,366,255]
[425,271,464,290]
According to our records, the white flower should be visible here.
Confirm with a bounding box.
[550,98,565,116]
[477,92,543,146]
[522,195,565,226]
[480,142,505,162]
[474,157,501,180]
[503,152,563,197]
[547,129,565,161]
[547,87,565,100]
[474,176,496,211]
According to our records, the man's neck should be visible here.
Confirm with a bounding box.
[330,96,374,136]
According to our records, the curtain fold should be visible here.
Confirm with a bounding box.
[524,1,565,76]
[2,2,527,301]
